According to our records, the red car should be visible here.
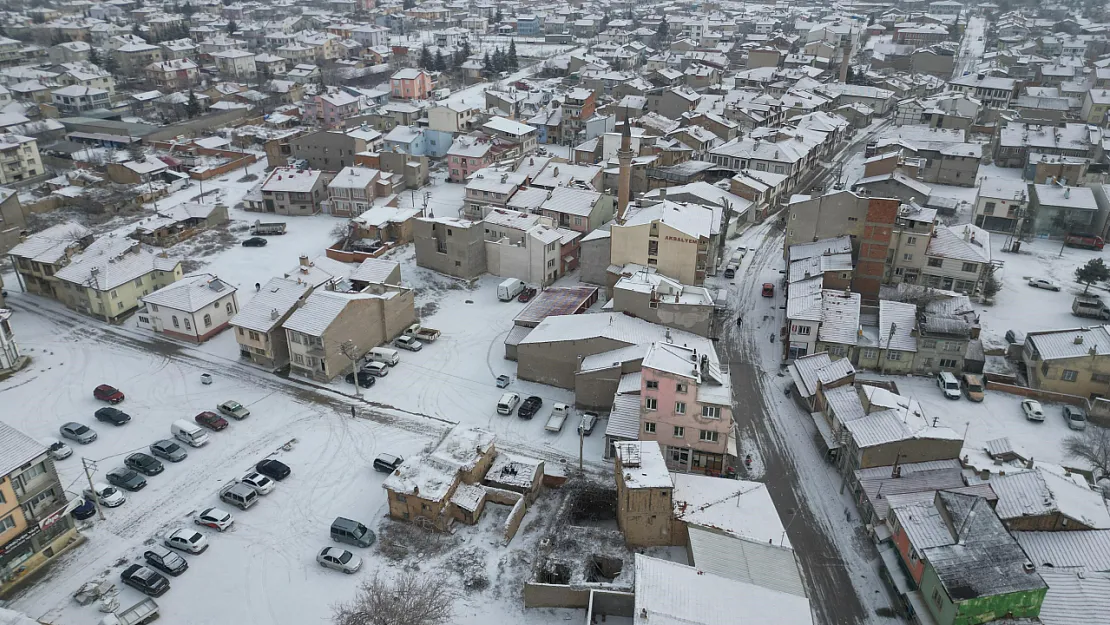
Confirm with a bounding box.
[94,384,125,404]
[194,411,228,431]
[761,283,775,297]
[518,287,537,302]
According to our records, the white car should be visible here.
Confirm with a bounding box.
[317,547,362,574]
[84,483,126,508]
[241,472,275,495]
[43,438,72,460]
[194,507,235,532]
[1028,278,1061,292]
[1021,399,1045,422]
[165,528,209,554]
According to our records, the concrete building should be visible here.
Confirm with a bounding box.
[0,190,26,258]
[482,209,572,287]
[53,239,183,323]
[610,200,715,286]
[143,58,197,92]
[6,222,93,301]
[608,269,716,337]
[0,134,43,185]
[0,308,22,376]
[50,85,110,115]
[919,224,992,296]
[326,166,379,218]
[258,167,326,215]
[1029,184,1099,236]
[482,117,538,154]
[212,49,257,81]
[288,129,379,172]
[972,178,1028,233]
[389,68,433,100]
[1024,326,1110,400]
[137,274,238,343]
[0,423,81,599]
[428,103,478,134]
[413,217,486,280]
[230,277,311,371]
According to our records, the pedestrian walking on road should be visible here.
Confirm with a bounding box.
[736,314,743,326]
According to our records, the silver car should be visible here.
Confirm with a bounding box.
[1063,406,1088,430]
[60,422,97,444]
[150,439,188,462]
[317,547,362,574]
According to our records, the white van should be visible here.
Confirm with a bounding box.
[936,372,961,400]
[496,392,520,415]
[497,278,525,301]
[171,419,210,447]
[367,347,400,366]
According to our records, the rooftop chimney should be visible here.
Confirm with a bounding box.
[299,255,310,267]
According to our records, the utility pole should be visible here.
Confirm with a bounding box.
[82,458,105,520]
[340,340,361,399]
[880,322,897,376]
[578,423,584,475]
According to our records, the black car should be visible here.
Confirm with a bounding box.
[125,453,164,476]
[344,371,376,388]
[255,459,290,481]
[70,497,96,520]
[106,468,147,492]
[95,407,131,426]
[373,454,404,473]
[144,547,188,576]
[518,396,543,420]
[121,564,170,597]
[242,237,268,247]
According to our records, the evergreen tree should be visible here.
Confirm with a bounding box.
[653,19,669,48]
[132,23,142,36]
[88,46,101,67]
[434,49,446,72]
[227,19,238,35]
[494,9,503,24]
[420,44,433,71]
[482,51,492,75]
[182,2,195,18]
[461,39,471,59]
[508,39,518,71]
[1076,258,1110,294]
[103,52,120,75]
[492,47,505,72]
[184,90,200,118]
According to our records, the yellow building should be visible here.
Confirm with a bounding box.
[54,239,182,323]
[1024,326,1110,400]
[0,423,82,599]
[7,222,94,300]
[609,200,716,286]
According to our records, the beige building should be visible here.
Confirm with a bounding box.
[0,189,26,257]
[609,268,716,336]
[230,277,311,371]
[1024,326,1110,400]
[413,217,486,280]
[610,200,715,286]
[326,166,380,218]
[283,285,415,383]
[53,239,183,323]
[0,134,43,185]
[614,441,675,547]
[6,223,94,300]
[259,167,326,215]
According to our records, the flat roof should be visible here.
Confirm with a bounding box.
[513,286,598,327]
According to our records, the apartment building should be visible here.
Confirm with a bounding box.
[948,74,1017,109]
[230,277,311,370]
[919,224,992,296]
[389,68,433,100]
[482,117,538,154]
[50,85,110,115]
[287,129,379,172]
[144,58,198,92]
[6,222,93,300]
[258,167,326,215]
[414,217,486,280]
[0,190,25,260]
[611,200,715,286]
[0,423,80,599]
[561,88,597,144]
[212,49,257,81]
[115,42,163,75]
[1024,326,1110,400]
[972,178,1028,233]
[53,239,183,323]
[326,166,379,218]
[0,134,43,185]
[304,89,361,129]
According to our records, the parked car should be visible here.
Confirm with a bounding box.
[317,547,362,574]
[360,361,389,377]
[95,407,131,426]
[120,564,169,597]
[94,384,125,404]
[125,453,164,476]
[496,392,520,415]
[393,335,423,352]
[1021,399,1045,422]
[150,440,188,462]
[44,438,72,460]
[143,547,188,576]
[936,372,961,400]
[373,454,403,473]
[578,412,599,436]
[194,411,228,431]
[344,371,376,388]
[106,468,147,492]
[1028,278,1061,291]
[60,422,97,444]
[194,507,234,532]
[518,287,537,302]
[70,496,96,520]
[761,283,775,297]
[1005,329,1026,344]
[240,472,275,495]
[1063,405,1088,430]
[242,237,268,247]
[164,528,208,554]
[495,375,511,388]
[518,396,543,420]
[255,459,290,481]
[217,400,250,420]
[85,483,126,508]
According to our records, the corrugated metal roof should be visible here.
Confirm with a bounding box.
[824,385,866,423]
[990,471,1058,521]
[282,291,350,336]
[141,273,234,312]
[1028,325,1110,361]
[0,422,46,477]
[879,300,918,352]
[617,371,642,395]
[606,393,642,440]
[519,312,710,350]
[1015,530,1110,572]
[925,224,991,264]
[788,235,852,261]
[538,186,603,217]
[892,501,954,550]
[789,352,835,398]
[818,289,861,346]
[1038,570,1110,625]
[687,526,806,597]
[230,278,309,334]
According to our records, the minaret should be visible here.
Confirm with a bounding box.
[616,114,633,223]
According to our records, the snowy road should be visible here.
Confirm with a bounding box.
[952,15,986,79]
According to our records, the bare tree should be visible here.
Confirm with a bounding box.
[333,573,454,625]
[1063,426,1110,478]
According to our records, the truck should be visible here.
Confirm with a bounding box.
[1065,233,1105,250]
[1073,295,1110,320]
[497,278,525,301]
[250,220,287,236]
[403,323,440,343]
[545,403,570,433]
[99,598,159,625]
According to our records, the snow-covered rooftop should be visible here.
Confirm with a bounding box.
[229,277,309,334]
[140,273,235,313]
[615,440,671,489]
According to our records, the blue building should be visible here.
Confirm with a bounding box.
[517,15,542,36]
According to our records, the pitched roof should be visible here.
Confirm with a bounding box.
[926,224,991,264]
[1014,530,1110,572]
[281,291,350,336]
[55,241,180,291]
[229,277,310,334]
[6,222,90,264]
[141,273,235,313]
[687,526,805,597]
[0,422,46,477]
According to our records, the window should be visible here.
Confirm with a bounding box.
[795,325,811,335]
[1062,369,1079,382]
[887,351,902,361]
[961,262,978,273]
[701,405,721,419]
[923,339,937,348]
[902,253,913,261]
[20,463,46,482]
[184,318,192,331]
[944,342,961,352]
[939,358,958,368]
[150,304,159,312]
[932,588,944,610]
[673,426,684,438]
[290,332,302,344]
[172,316,179,328]
[699,430,719,443]
[134,277,143,287]
[1092,373,1110,383]
[110,289,118,299]
[646,380,658,390]
[828,345,846,357]
[671,448,689,464]
[861,348,877,359]
[644,422,656,433]
[647,240,658,256]
[676,383,688,393]
[927,258,943,268]
[984,201,996,215]
[907,236,917,245]
[0,515,15,533]
[645,397,657,410]
[675,401,686,414]
[226,302,234,315]
[293,354,304,365]
[203,314,212,328]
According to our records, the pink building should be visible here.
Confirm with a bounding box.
[389,68,433,100]
[446,136,493,182]
[638,341,734,474]
[305,89,361,128]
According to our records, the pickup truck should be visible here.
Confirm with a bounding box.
[99,598,159,625]
[545,403,570,433]
[403,323,440,342]
[1065,233,1105,250]
[1073,295,1110,320]
[250,220,287,236]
